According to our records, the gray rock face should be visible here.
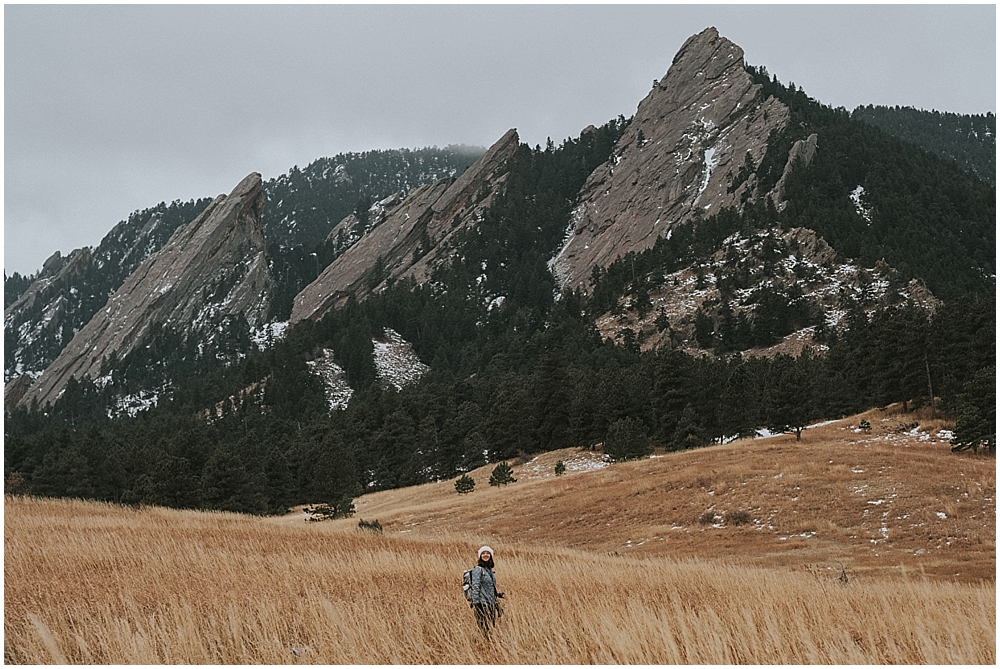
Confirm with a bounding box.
[549,27,791,291]
[290,129,519,323]
[20,172,274,408]
[771,133,819,210]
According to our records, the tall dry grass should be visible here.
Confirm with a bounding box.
[5,495,994,664]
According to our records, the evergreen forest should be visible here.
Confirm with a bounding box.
[852,105,995,185]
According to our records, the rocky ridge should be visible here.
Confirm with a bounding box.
[4,248,93,386]
[4,199,208,388]
[550,27,792,291]
[18,173,275,409]
[290,129,519,323]
[597,226,941,356]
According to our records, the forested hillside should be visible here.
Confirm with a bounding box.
[5,107,994,514]
[746,66,995,302]
[852,105,995,185]
[263,146,483,248]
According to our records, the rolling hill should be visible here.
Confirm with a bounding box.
[315,403,994,584]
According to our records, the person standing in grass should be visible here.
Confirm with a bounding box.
[470,546,504,636]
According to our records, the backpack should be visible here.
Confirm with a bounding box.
[462,568,474,602]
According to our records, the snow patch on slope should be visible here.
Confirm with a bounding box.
[695,146,719,205]
[850,185,872,224]
[306,349,354,411]
[251,321,289,350]
[306,328,428,410]
[374,328,429,390]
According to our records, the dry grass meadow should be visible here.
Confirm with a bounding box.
[5,406,995,664]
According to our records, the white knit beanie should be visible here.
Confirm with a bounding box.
[478,545,494,559]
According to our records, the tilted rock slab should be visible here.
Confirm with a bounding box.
[4,247,93,384]
[20,173,274,409]
[550,27,792,291]
[290,129,519,323]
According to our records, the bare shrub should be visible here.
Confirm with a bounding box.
[725,509,751,526]
[357,519,383,533]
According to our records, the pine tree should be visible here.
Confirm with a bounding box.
[534,349,571,450]
[489,462,517,487]
[199,442,268,514]
[604,416,652,462]
[454,474,476,494]
[766,353,817,441]
[670,404,708,451]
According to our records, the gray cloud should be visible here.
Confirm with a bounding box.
[4,4,995,277]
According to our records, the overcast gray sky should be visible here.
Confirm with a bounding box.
[5,3,996,278]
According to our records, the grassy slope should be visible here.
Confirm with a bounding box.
[335,404,994,584]
[4,405,994,663]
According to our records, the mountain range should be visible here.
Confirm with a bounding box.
[4,28,994,514]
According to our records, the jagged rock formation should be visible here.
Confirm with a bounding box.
[19,173,274,409]
[263,146,483,249]
[550,27,792,291]
[771,133,818,210]
[4,199,210,385]
[290,129,519,323]
[325,191,406,255]
[3,373,34,413]
[5,148,478,387]
[4,248,93,382]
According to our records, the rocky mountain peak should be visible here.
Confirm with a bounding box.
[290,129,519,323]
[550,27,791,291]
[18,172,275,409]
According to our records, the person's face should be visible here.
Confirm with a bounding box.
[480,551,492,562]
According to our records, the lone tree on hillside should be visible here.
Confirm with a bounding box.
[604,416,652,462]
[305,499,355,522]
[489,462,517,487]
[454,474,476,494]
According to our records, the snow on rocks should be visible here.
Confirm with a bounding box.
[519,451,609,479]
[306,349,354,411]
[841,421,956,447]
[304,328,429,410]
[373,328,429,390]
[108,388,161,419]
[850,185,872,223]
[251,321,289,350]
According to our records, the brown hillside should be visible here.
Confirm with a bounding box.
[300,405,994,584]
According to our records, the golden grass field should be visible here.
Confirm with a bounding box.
[5,406,995,664]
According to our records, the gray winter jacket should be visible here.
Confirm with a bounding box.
[470,565,498,606]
